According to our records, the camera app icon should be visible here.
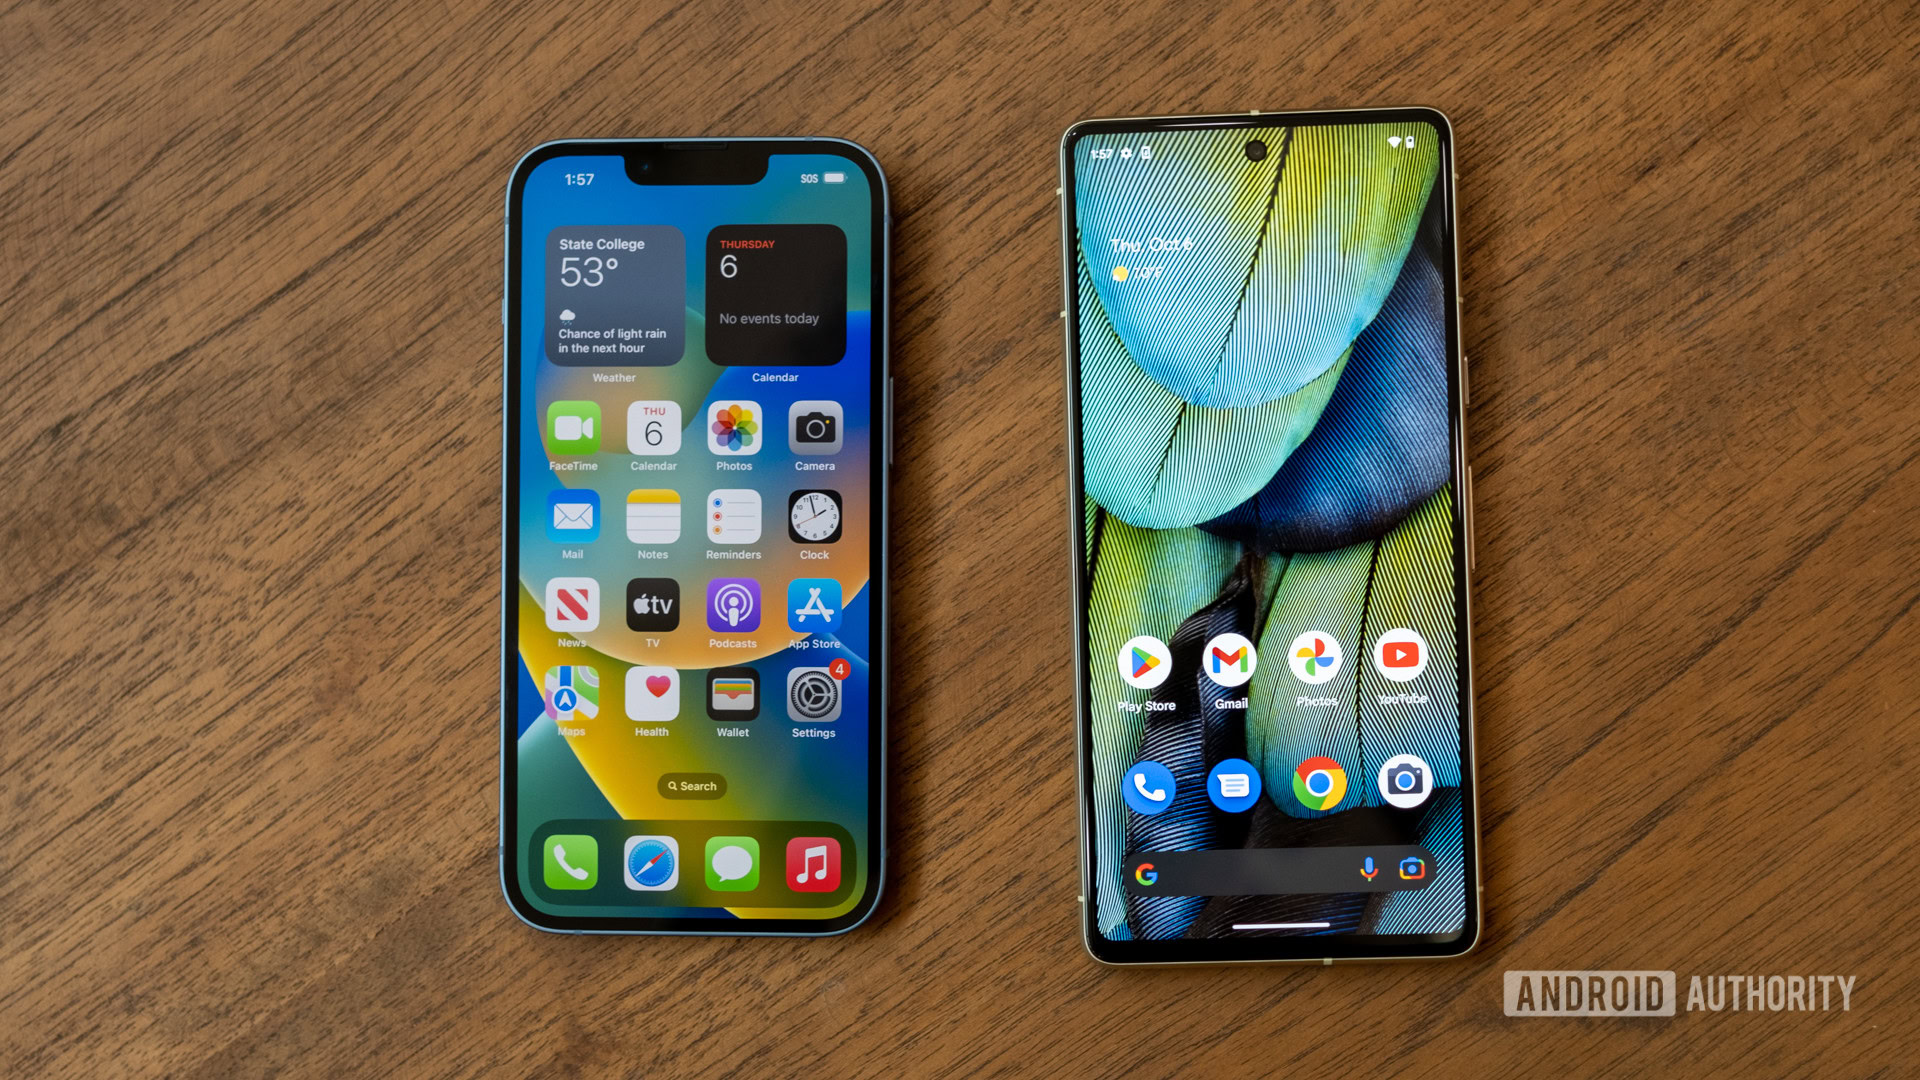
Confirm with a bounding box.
[1377,752,1434,809]
[789,400,844,455]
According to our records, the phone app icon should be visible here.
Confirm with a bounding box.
[1292,756,1348,810]
[546,488,600,543]
[1203,632,1257,688]
[625,489,682,545]
[707,577,760,632]
[707,667,760,720]
[707,400,763,455]
[1117,635,1172,691]
[706,489,762,544]
[786,666,842,723]
[541,666,599,722]
[786,837,841,892]
[625,577,680,632]
[543,833,598,890]
[705,836,760,891]
[1207,757,1262,813]
[789,400,844,455]
[623,835,678,891]
[1122,759,1176,815]
[1287,630,1343,685]
[1377,752,1435,809]
[788,490,842,544]
[1372,627,1429,682]
[547,401,601,454]
[625,665,680,722]
[627,400,682,455]
[787,577,844,634]
[544,577,600,632]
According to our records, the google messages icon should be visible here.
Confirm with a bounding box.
[1118,635,1172,691]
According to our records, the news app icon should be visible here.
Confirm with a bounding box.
[544,577,600,633]
[1372,627,1429,682]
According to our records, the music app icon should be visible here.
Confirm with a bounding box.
[785,836,841,893]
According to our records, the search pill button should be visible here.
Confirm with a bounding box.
[658,772,727,800]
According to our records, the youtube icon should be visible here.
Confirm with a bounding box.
[1372,628,1429,683]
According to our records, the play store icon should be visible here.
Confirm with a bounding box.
[1118,634,1173,691]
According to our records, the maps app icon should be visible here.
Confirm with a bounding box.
[543,666,599,722]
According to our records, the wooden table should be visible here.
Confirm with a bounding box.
[4,1,1916,1075]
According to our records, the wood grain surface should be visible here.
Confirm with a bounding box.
[3,1,1917,1075]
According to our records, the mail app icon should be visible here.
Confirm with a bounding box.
[545,488,601,543]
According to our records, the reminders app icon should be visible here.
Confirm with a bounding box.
[706,489,761,544]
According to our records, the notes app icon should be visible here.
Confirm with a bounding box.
[786,836,841,893]
[626,489,681,545]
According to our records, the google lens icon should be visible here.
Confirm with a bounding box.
[1292,756,1348,811]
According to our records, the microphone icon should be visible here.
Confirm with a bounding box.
[1361,856,1378,880]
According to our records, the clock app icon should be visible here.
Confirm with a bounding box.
[788,490,843,544]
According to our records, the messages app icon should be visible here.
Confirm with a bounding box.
[705,836,760,891]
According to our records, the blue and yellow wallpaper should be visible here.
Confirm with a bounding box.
[1074,122,1468,941]
[513,152,876,923]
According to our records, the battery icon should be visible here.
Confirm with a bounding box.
[822,171,846,184]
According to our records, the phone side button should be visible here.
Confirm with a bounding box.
[1465,466,1476,574]
[886,376,895,469]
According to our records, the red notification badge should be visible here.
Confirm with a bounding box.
[827,657,852,680]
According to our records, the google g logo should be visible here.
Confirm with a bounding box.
[1134,863,1157,886]
[1292,756,1348,810]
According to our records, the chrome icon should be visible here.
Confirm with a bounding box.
[1292,755,1348,810]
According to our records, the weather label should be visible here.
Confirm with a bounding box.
[545,225,684,366]
[705,224,846,366]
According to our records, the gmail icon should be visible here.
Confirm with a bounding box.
[545,578,600,633]
[545,488,600,543]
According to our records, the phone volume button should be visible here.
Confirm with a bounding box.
[886,377,895,469]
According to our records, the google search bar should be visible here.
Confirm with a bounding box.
[1125,845,1436,896]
